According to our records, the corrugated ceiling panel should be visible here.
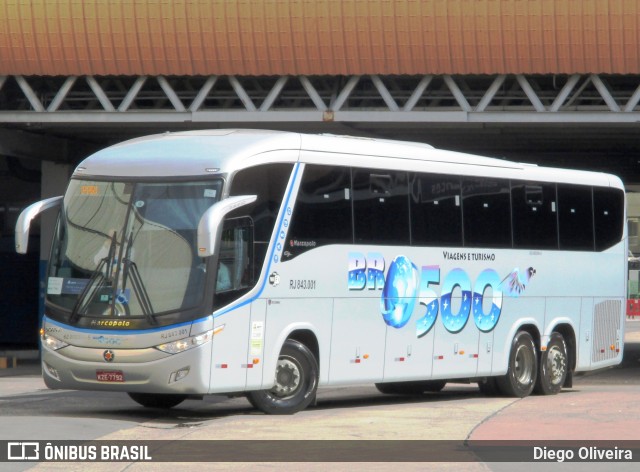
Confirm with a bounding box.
[0,0,639,76]
[623,0,640,71]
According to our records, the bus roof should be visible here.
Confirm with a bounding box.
[73,129,623,189]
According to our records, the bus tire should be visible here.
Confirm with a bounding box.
[496,331,537,398]
[534,332,568,395]
[247,339,318,415]
[127,392,187,409]
[375,380,446,395]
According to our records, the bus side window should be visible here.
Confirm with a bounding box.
[353,168,409,245]
[558,184,594,250]
[462,177,512,248]
[594,187,624,251]
[511,182,558,249]
[410,173,462,246]
[228,163,294,282]
[214,217,254,310]
[284,165,352,260]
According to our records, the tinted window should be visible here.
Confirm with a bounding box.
[558,184,594,250]
[229,163,293,279]
[594,187,624,251]
[284,165,352,259]
[462,178,511,247]
[213,217,254,310]
[229,164,293,241]
[410,174,462,246]
[353,169,409,245]
[511,182,558,249]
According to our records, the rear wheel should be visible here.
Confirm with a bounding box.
[127,392,187,409]
[247,339,318,414]
[534,332,568,395]
[496,331,537,398]
[375,380,446,395]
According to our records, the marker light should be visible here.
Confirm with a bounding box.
[156,329,214,354]
[41,332,69,351]
[169,367,190,383]
[43,362,61,380]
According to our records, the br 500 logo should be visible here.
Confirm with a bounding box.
[348,252,534,337]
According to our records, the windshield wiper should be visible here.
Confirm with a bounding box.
[69,231,117,324]
[122,231,156,325]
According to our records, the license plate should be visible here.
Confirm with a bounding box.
[96,370,124,382]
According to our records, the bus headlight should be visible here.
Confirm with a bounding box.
[155,329,214,355]
[41,332,69,351]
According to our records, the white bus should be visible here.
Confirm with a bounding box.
[16,130,627,414]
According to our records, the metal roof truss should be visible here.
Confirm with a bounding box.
[1,74,640,124]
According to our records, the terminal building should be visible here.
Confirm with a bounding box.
[1,0,639,349]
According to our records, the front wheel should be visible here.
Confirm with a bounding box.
[534,332,568,395]
[127,392,187,409]
[247,339,319,414]
[496,331,537,398]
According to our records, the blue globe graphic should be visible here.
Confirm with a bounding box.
[380,256,418,328]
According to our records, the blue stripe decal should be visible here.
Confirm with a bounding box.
[44,314,213,336]
[214,162,302,318]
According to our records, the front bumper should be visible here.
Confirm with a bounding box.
[41,342,213,394]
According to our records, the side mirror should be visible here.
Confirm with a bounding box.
[197,195,257,257]
[15,196,63,254]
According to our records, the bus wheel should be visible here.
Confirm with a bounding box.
[247,339,318,415]
[127,392,187,409]
[534,332,568,395]
[375,380,446,395]
[496,331,537,398]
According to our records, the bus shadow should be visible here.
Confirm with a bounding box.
[0,384,485,425]
[312,386,482,412]
[113,386,485,423]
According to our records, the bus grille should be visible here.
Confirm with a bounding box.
[591,299,622,363]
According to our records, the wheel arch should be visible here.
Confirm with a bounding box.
[265,323,323,389]
[495,321,541,376]
[513,322,542,353]
[287,329,320,370]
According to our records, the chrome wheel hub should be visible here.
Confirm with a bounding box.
[271,357,301,398]
[547,346,566,385]
[514,344,534,384]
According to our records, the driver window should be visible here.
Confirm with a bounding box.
[214,217,254,309]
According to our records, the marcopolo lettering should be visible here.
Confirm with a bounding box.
[90,320,131,328]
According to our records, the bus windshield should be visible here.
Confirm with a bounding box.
[47,178,223,320]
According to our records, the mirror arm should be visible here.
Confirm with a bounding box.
[15,196,63,254]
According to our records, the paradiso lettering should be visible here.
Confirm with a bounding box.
[348,252,535,337]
